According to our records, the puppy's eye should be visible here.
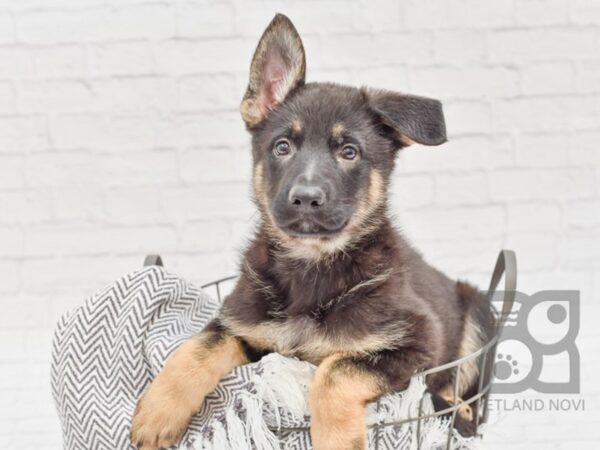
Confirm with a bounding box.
[340,145,359,161]
[273,139,291,157]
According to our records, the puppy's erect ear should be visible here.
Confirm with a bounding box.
[240,14,306,128]
[368,90,447,147]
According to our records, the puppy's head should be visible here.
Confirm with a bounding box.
[241,14,446,259]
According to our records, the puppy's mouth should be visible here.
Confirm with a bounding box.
[276,218,349,239]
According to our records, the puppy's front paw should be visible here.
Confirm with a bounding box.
[130,381,196,450]
[440,394,474,422]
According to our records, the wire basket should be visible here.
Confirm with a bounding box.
[145,250,516,450]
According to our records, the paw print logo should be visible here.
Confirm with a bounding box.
[494,354,519,380]
[490,290,580,394]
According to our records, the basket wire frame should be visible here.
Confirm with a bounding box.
[146,250,516,450]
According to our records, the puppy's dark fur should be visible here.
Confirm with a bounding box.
[131,14,495,450]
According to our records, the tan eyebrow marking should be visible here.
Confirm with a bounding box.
[291,118,303,134]
[332,122,345,144]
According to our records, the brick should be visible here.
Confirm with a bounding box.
[400,135,514,172]
[322,32,433,68]
[404,0,514,28]
[90,41,154,76]
[516,133,570,167]
[410,67,518,99]
[0,191,53,224]
[51,186,104,221]
[104,150,178,187]
[571,0,600,25]
[106,114,158,150]
[563,227,600,269]
[310,67,356,86]
[180,220,232,253]
[32,45,86,77]
[0,331,28,362]
[105,187,162,224]
[177,1,235,37]
[95,77,177,112]
[0,261,19,294]
[489,168,595,201]
[494,96,597,132]
[417,239,503,277]
[0,226,25,256]
[0,116,46,153]
[0,82,15,113]
[351,0,402,31]
[26,224,179,256]
[433,30,486,64]
[156,112,248,148]
[161,183,255,221]
[567,200,600,229]
[515,0,569,25]
[576,60,600,93]
[505,232,558,271]
[355,66,408,91]
[444,101,492,134]
[26,152,100,187]
[231,147,253,182]
[520,62,574,95]
[18,80,98,113]
[107,3,176,40]
[180,148,238,183]
[155,38,250,75]
[21,255,140,293]
[178,75,238,111]
[0,47,34,77]
[570,130,600,165]
[0,298,46,329]
[161,252,231,287]
[401,205,505,241]
[0,156,26,189]
[489,29,596,62]
[389,174,434,208]
[507,202,562,233]
[0,14,15,43]
[17,8,111,43]
[434,172,488,205]
[50,113,108,149]
[0,362,48,389]
[235,1,353,35]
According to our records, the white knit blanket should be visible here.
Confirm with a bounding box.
[51,266,476,450]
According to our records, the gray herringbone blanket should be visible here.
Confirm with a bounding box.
[51,266,475,450]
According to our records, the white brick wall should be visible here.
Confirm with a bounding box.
[0,0,599,448]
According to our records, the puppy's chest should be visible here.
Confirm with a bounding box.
[225,315,332,364]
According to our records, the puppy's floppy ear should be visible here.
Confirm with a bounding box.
[240,14,306,128]
[368,90,447,147]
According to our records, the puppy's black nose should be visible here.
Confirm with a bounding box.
[289,184,326,208]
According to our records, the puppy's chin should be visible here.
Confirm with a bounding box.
[278,219,349,240]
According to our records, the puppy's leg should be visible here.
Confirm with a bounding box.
[130,323,249,450]
[309,353,383,450]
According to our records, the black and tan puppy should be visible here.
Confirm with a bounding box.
[131,14,493,450]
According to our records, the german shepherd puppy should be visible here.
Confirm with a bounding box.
[131,14,493,450]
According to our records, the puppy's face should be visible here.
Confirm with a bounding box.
[241,15,447,257]
[254,84,391,239]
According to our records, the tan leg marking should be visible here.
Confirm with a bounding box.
[309,353,381,450]
[439,385,474,422]
[130,332,248,450]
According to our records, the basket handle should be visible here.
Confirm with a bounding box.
[143,254,164,267]
[486,249,517,328]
